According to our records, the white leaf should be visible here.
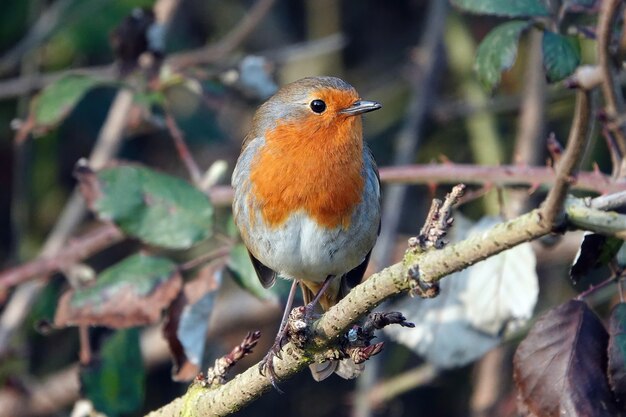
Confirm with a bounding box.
[459,217,538,335]
[385,215,538,368]
[384,267,500,368]
[177,266,223,369]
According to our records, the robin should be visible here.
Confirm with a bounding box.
[231,76,381,388]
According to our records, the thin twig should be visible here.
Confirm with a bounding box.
[78,326,91,365]
[164,112,203,185]
[166,0,276,69]
[378,163,618,193]
[0,224,123,291]
[360,364,438,410]
[0,0,73,76]
[179,245,233,272]
[540,90,592,227]
[590,190,626,210]
[598,0,626,161]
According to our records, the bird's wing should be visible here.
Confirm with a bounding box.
[342,248,374,293]
[247,250,276,288]
[342,146,381,292]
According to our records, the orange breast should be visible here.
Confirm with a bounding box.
[249,115,364,229]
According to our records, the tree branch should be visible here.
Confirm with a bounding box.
[597,0,626,160]
[145,205,555,417]
[164,111,203,186]
[377,163,619,193]
[0,224,122,290]
[540,90,592,226]
[155,0,276,70]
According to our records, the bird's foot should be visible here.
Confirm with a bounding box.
[288,302,325,347]
[258,332,288,392]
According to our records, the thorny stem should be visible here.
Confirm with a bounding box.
[576,274,619,300]
[378,163,622,194]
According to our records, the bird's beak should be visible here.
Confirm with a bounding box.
[340,100,382,116]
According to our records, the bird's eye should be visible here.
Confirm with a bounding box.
[310,99,326,114]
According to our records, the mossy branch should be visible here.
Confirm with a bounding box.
[145,85,595,417]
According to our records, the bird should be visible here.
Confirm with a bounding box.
[231,76,382,388]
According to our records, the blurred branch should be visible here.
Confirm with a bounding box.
[0,0,73,76]
[360,364,438,410]
[164,112,203,186]
[0,89,133,356]
[166,0,276,69]
[0,65,114,101]
[362,3,448,413]
[597,0,626,164]
[507,31,546,217]
[541,91,592,227]
[0,224,123,291]
[445,15,503,215]
[377,164,619,193]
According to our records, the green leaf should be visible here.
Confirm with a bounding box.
[82,164,213,249]
[451,0,550,17]
[542,31,581,83]
[54,253,182,328]
[227,244,275,301]
[133,90,165,109]
[475,21,530,91]
[31,74,105,133]
[570,234,623,284]
[608,303,626,406]
[81,328,145,416]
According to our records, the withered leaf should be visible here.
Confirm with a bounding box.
[55,253,182,328]
[163,260,224,381]
[514,300,620,417]
[608,303,626,409]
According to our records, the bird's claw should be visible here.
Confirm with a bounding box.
[258,320,293,392]
[259,358,282,392]
[259,305,321,390]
